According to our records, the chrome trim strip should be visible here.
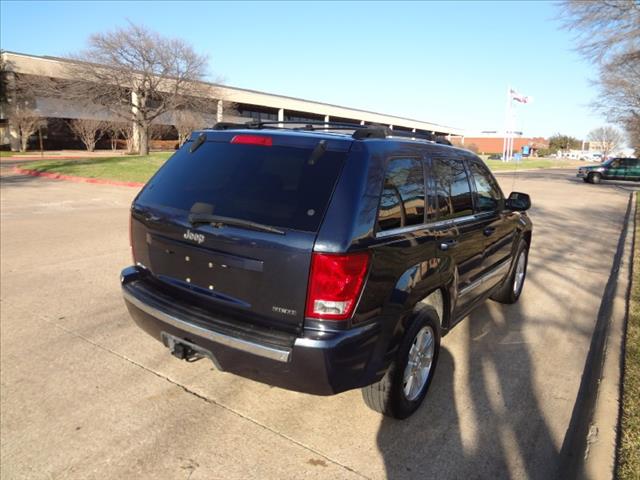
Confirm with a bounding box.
[375,214,485,239]
[459,258,511,297]
[123,289,291,363]
[375,222,442,238]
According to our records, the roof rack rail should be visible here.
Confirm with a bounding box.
[212,120,366,131]
[210,120,450,144]
[434,137,452,146]
[385,129,435,141]
[212,122,252,130]
[351,127,389,140]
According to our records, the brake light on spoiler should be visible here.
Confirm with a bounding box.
[230,134,273,146]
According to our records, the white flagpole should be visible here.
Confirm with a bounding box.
[511,102,518,160]
[507,100,516,161]
[502,86,510,162]
[507,92,515,161]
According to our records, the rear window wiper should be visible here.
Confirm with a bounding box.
[188,213,285,235]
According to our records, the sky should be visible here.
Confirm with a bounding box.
[0,0,607,139]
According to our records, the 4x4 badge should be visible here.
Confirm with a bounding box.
[183,230,205,244]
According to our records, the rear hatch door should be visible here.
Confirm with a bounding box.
[131,130,351,333]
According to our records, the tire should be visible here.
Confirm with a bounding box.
[491,241,528,304]
[362,308,440,419]
[588,172,602,184]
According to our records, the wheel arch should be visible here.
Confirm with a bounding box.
[413,286,451,332]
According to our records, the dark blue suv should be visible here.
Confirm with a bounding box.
[121,123,532,419]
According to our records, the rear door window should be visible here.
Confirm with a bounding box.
[377,157,425,231]
[431,157,474,220]
[136,141,346,232]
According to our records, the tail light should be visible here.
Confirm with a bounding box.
[305,252,370,321]
[231,134,273,146]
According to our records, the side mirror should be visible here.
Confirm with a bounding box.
[506,192,531,211]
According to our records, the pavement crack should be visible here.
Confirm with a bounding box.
[43,317,370,480]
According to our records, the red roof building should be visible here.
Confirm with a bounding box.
[453,136,549,155]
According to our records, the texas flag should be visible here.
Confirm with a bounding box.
[510,88,532,104]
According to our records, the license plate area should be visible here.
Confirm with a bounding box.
[161,331,222,370]
[147,234,262,305]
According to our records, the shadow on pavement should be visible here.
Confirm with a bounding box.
[0,172,53,188]
[376,299,559,480]
[376,194,629,479]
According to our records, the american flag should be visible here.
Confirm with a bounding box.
[510,89,531,104]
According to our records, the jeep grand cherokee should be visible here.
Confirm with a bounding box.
[121,123,533,419]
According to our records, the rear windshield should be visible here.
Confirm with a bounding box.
[136,141,346,232]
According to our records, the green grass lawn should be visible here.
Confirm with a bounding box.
[26,152,173,183]
[23,151,588,184]
[618,194,640,479]
[0,151,31,157]
[482,157,590,171]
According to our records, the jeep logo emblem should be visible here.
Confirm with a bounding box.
[183,230,205,244]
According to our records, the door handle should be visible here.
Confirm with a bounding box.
[439,239,458,251]
[483,227,496,237]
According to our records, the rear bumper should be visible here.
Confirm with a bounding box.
[576,172,586,178]
[121,266,388,395]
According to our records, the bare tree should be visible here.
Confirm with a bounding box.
[2,59,47,152]
[173,110,206,146]
[66,23,212,155]
[560,1,640,154]
[68,118,106,152]
[595,60,640,155]
[10,106,44,152]
[101,120,138,153]
[560,1,640,65]
[119,122,135,154]
[626,119,640,157]
[148,123,174,140]
[588,126,624,157]
[104,120,123,151]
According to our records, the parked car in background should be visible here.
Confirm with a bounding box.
[121,122,533,419]
[577,157,640,183]
[578,152,602,161]
[488,153,502,160]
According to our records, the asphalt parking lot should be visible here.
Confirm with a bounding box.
[0,167,635,479]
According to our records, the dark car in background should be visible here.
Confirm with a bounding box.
[121,123,533,419]
[577,157,640,183]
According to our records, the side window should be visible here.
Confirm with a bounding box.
[377,158,425,231]
[469,161,503,212]
[622,158,639,168]
[431,157,473,220]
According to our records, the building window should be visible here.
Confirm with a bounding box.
[236,104,278,121]
[284,110,324,123]
[330,116,360,125]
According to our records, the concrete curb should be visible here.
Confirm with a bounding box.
[12,166,144,188]
[584,191,635,478]
[558,191,635,479]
